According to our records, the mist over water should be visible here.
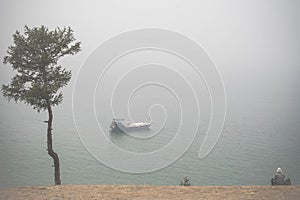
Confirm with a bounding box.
[1,94,299,187]
[1,0,300,187]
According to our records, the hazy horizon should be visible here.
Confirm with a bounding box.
[1,0,300,187]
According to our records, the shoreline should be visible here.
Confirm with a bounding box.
[1,184,299,200]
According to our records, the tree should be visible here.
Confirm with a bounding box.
[2,25,81,185]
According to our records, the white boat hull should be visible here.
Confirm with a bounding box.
[110,119,151,132]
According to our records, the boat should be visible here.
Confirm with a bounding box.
[109,118,151,132]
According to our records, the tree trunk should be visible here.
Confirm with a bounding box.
[47,105,61,185]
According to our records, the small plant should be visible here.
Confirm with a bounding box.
[180,176,191,186]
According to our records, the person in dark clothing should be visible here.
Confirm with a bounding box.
[271,167,292,185]
[274,168,285,185]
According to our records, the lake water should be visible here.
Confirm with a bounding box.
[0,93,300,188]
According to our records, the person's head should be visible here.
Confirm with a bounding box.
[276,168,283,173]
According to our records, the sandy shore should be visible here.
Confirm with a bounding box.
[0,184,299,200]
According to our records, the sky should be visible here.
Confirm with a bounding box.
[1,0,300,105]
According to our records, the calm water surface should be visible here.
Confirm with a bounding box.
[0,94,299,188]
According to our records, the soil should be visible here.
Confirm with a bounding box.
[0,184,299,200]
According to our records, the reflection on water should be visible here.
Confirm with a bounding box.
[108,126,172,153]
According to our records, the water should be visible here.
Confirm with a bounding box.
[0,92,299,188]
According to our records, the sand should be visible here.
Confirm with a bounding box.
[0,184,299,200]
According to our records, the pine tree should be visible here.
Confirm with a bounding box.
[2,25,81,185]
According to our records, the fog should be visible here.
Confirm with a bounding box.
[1,0,300,107]
[0,0,300,186]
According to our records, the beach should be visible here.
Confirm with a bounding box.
[0,184,299,200]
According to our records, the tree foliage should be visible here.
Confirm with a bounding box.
[2,25,81,111]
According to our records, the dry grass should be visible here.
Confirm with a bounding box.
[0,184,299,200]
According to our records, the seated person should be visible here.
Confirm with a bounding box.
[271,167,292,185]
[274,168,285,185]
